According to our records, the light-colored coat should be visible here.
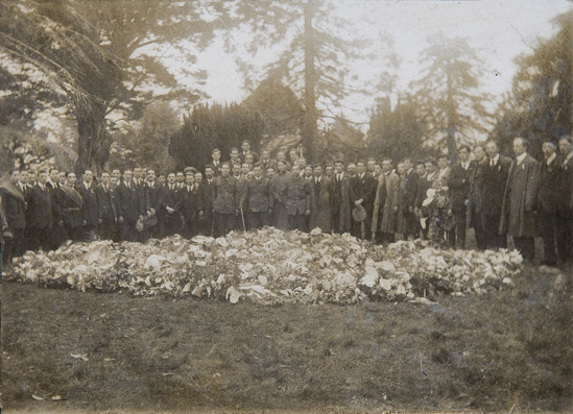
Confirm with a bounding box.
[310,176,333,232]
[372,171,400,234]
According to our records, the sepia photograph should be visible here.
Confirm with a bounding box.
[0,0,572,412]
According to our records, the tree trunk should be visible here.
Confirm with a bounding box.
[303,1,318,163]
[446,67,458,162]
[76,103,110,174]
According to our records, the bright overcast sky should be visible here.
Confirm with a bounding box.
[184,0,571,127]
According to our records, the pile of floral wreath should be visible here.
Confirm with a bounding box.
[5,227,522,305]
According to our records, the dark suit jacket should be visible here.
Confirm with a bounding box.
[116,181,141,223]
[448,161,475,212]
[54,185,84,227]
[142,183,163,214]
[27,184,54,229]
[538,155,563,215]
[349,173,377,214]
[404,169,421,209]
[559,155,573,214]
[0,185,26,229]
[481,155,512,215]
[77,183,100,226]
[243,176,273,213]
[198,180,214,215]
[95,184,118,224]
[178,185,202,222]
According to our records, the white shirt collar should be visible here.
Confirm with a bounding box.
[516,152,527,164]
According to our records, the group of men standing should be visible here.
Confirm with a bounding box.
[2,136,573,268]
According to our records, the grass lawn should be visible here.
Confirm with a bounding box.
[1,265,572,413]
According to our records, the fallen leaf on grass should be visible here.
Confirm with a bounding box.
[70,353,89,362]
[51,395,63,401]
[31,394,44,401]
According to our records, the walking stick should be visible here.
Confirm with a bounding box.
[240,207,247,232]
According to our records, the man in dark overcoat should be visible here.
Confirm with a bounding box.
[0,169,27,265]
[500,137,540,262]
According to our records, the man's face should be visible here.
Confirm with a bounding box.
[289,151,297,161]
[242,142,250,152]
[19,171,28,184]
[204,168,214,179]
[245,154,254,165]
[262,150,270,160]
[473,146,485,162]
[10,170,20,185]
[134,168,142,179]
[67,173,76,186]
[304,166,313,177]
[438,157,448,169]
[425,162,436,174]
[185,174,195,185]
[416,164,425,176]
[176,173,185,183]
[297,158,306,169]
[404,159,413,170]
[486,142,498,158]
[147,170,156,182]
[314,166,323,176]
[267,168,275,178]
[254,166,262,178]
[158,175,166,185]
[101,172,110,185]
[277,162,286,173]
[212,151,220,161]
[110,176,118,188]
[221,164,230,176]
[50,169,59,182]
[123,170,133,182]
[195,173,203,183]
[112,170,121,180]
[277,152,285,162]
[335,163,344,174]
[291,165,300,175]
[542,142,556,158]
[347,164,356,175]
[559,138,572,155]
[167,173,175,184]
[458,148,470,163]
[231,150,239,160]
[367,161,375,172]
[84,170,93,183]
[375,165,382,176]
[38,172,48,185]
[382,161,391,173]
[356,162,366,174]
[233,164,241,176]
[397,163,406,175]
[325,166,334,176]
[513,138,526,156]
[241,164,250,175]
